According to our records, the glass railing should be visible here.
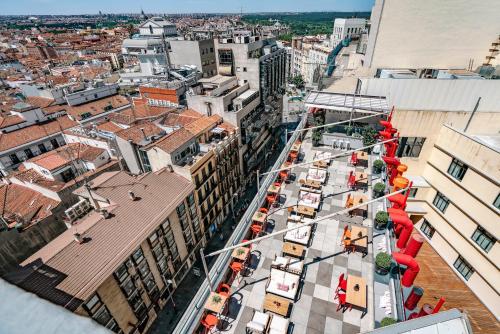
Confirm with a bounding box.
[172,114,308,333]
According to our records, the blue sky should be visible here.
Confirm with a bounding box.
[3,0,374,15]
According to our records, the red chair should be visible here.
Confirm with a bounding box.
[259,208,269,214]
[336,293,352,312]
[335,273,348,299]
[241,239,253,250]
[279,170,288,182]
[347,171,356,189]
[217,283,231,297]
[230,261,243,282]
[201,313,218,333]
[251,223,262,238]
[266,193,278,206]
[350,152,358,166]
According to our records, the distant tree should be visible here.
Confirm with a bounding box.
[277,34,293,42]
[289,75,305,89]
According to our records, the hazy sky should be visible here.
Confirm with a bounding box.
[3,0,374,15]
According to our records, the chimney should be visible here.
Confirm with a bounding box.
[167,164,174,172]
[100,209,110,219]
[85,182,100,211]
[128,190,136,201]
[73,233,83,244]
[140,128,147,140]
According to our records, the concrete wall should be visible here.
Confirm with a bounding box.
[389,109,498,172]
[65,84,118,106]
[0,218,67,276]
[169,39,216,77]
[115,137,142,174]
[365,0,500,71]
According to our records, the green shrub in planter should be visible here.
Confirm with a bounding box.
[375,252,392,275]
[375,211,389,230]
[373,159,384,173]
[380,317,397,327]
[373,182,386,198]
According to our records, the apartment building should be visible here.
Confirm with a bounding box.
[291,36,333,87]
[405,125,499,318]
[186,75,260,173]
[213,34,287,172]
[8,170,201,334]
[331,18,366,48]
[143,115,240,238]
[169,39,217,78]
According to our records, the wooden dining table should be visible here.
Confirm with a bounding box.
[282,241,304,258]
[346,275,367,310]
[296,205,315,218]
[231,246,250,262]
[204,291,228,314]
[355,172,368,186]
[263,293,291,317]
[302,179,322,190]
[349,194,368,217]
[350,225,368,254]
[268,183,281,194]
[291,142,301,152]
[252,211,267,224]
[313,160,328,169]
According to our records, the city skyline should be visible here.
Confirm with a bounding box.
[2,0,374,15]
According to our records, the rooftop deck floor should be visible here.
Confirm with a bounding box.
[414,238,500,334]
[205,135,385,334]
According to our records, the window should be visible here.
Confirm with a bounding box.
[493,194,500,210]
[50,139,60,149]
[9,154,20,165]
[24,148,34,159]
[420,219,435,239]
[471,226,496,253]
[132,247,144,264]
[397,137,426,158]
[433,192,450,213]
[408,188,418,198]
[447,158,468,181]
[138,150,151,173]
[38,144,47,153]
[453,256,474,280]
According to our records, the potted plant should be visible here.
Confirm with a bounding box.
[375,211,389,230]
[373,182,386,198]
[375,252,392,275]
[236,248,245,257]
[380,317,397,327]
[312,130,322,147]
[362,127,378,152]
[212,295,222,304]
[373,159,384,174]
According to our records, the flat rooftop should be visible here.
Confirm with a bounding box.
[305,91,390,114]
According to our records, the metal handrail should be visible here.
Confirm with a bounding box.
[172,114,308,334]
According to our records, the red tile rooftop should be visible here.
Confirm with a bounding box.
[25,143,105,171]
[66,95,129,121]
[0,182,60,225]
[0,116,76,152]
[115,122,164,145]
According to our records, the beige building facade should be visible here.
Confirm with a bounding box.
[400,124,500,319]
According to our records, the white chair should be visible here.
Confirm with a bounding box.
[268,315,290,334]
[246,311,270,333]
[346,141,351,150]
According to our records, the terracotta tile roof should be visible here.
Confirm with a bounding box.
[25,97,55,108]
[96,121,123,133]
[0,182,60,225]
[66,95,129,121]
[0,116,76,152]
[18,170,194,307]
[162,108,202,127]
[184,114,222,136]
[12,168,66,192]
[115,122,165,145]
[25,143,105,171]
[42,104,67,115]
[0,115,25,129]
[152,128,195,153]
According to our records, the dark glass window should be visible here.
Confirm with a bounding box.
[9,154,20,165]
[453,256,474,280]
[132,248,144,264]
[493,193,500,210]
[397,137,426,158]
[420,219,435,239]
[24,148,34,159]
[447,158,468,181]
[408,188,418,198]
[471,226,496,253]
[433,192,450,213]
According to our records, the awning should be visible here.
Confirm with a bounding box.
[305,91,390,114]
